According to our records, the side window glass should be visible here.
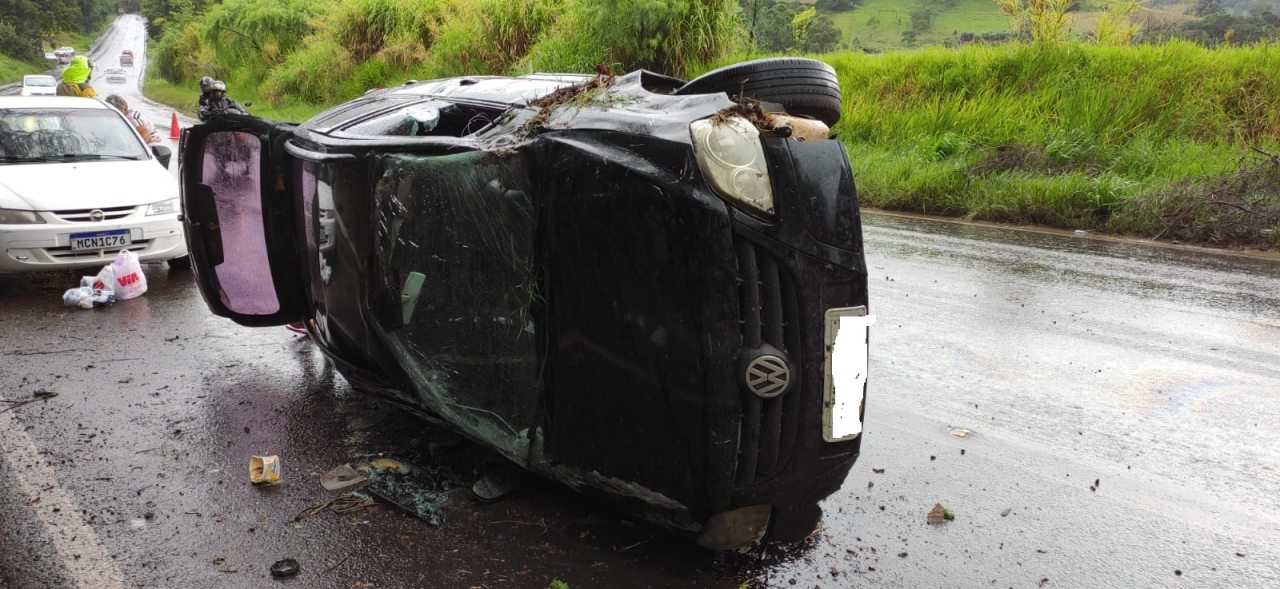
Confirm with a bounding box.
[201,131,280,315]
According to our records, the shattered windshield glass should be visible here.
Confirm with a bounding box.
[369,151,539,459]
[0,108,149,162]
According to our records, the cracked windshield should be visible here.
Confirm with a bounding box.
[1,1,1277,588]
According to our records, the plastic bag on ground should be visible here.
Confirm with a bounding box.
[62,287,115,309]
[111,250,147,300]
[79,265,115,291]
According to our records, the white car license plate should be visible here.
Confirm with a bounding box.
[822,306,876,442]
[70,230,131,251]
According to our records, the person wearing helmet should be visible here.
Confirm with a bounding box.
[198,76,215,112]
[198,80,245,121]
[104,94,159,145]
[56,56,96,97]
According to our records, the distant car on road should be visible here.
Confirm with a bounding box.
[181,58,868,548]
[0,97,187,272]
[104,68,127,84]
[54,47,75,65]
[120,51,134,67]
[19,75,57,96]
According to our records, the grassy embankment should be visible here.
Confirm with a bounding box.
[819,40,1280,247]
[0,56,42,85]
[144,0,1280,248]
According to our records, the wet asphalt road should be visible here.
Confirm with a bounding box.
[2,212,1278,588]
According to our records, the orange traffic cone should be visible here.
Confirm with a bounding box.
[169,112,180,140]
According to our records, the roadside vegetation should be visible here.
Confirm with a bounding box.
[139,0,1280,248]
[0,0,120,84]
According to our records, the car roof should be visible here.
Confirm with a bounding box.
[0,96,111,110]
[23,75,56,82]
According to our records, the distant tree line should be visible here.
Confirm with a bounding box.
[0,0,120,60]
[740,0,844,53]
[1143,9,1280,45]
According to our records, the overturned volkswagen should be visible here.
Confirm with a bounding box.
[180,58,872,549]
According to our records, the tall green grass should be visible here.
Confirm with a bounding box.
[156,0,735,106]
[814,41,1280,246]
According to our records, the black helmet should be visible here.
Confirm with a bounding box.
[200,76,214,89]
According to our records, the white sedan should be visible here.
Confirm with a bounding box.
[20,75,57,96]
[0,96,188,272]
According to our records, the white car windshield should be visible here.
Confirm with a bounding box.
[23,76,55,87]
[0,108,149,163]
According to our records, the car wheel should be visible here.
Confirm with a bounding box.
[167,255,192,272]
[674,57,843,126]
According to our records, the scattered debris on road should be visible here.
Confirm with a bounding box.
[320,463,367,491]
[471,463,527,503]
[249,455,281,485]
[364,459,450,527]
[872,466,885,474]
[293,492,377,522]
[269,558,300,578]
[0,391,58,414]
[927,503,954,524]
[949,427,971,438]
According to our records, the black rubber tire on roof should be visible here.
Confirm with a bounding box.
[674,57,843,126]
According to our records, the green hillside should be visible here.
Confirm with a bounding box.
[828,0,1010,50]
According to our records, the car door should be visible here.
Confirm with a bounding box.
[180,117,306,326]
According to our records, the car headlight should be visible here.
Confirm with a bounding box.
[146,198,179,216]
[0,209,44,224]
[690,116,774,215]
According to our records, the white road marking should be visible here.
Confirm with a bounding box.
[0,408,126,589]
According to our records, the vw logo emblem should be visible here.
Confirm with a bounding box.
[744,354,791,399]
[89,209,105,222]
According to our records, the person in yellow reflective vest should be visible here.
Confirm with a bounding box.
[55,56,96,98]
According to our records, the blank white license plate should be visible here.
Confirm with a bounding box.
[822,306,876,442]
[70,230,131,251]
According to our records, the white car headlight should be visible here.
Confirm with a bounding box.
[690,116,774,215]
[146,198,180,216]
[0,209,44,224]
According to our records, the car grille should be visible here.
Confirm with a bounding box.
[44,240,151,261]
[734,238,803,486]
[51,206,136,223]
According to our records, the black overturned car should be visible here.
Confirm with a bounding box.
[180,58,872,549]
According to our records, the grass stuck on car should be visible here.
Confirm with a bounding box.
[180,58,871,549]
